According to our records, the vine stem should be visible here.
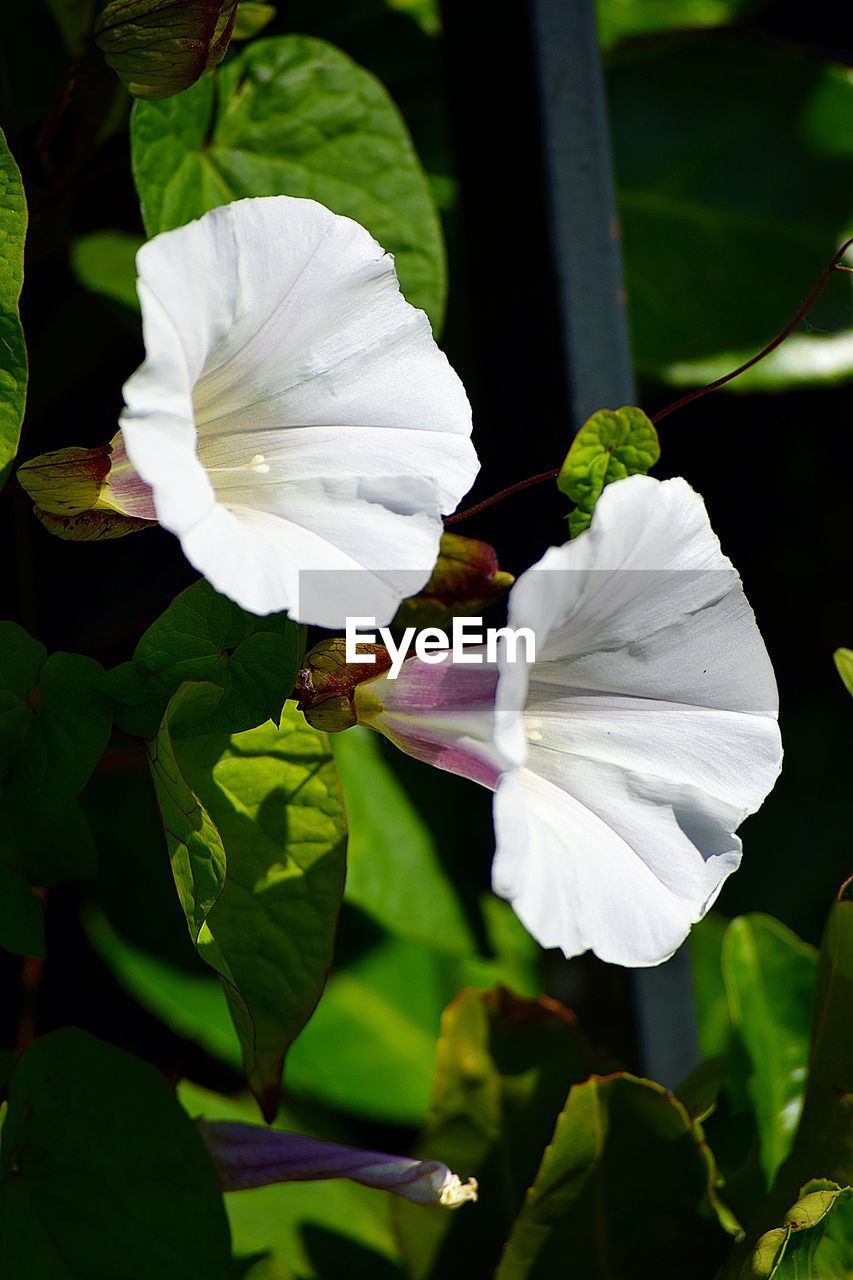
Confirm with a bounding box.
[445,238,853,528]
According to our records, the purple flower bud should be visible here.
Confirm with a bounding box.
[199,1121,478,1209]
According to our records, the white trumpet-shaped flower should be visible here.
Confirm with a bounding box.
[118,196,478,626]
[354,475,782,966]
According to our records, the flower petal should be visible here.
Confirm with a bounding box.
[355,651,509,789]
[119,196,478,621]
[492,474,781,964]
[492,765,744,965]
[179,496,440,624]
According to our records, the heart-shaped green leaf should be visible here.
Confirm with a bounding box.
[149,691,347,1119]
[131,35,446,327]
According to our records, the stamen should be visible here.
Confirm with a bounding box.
[205,453,271,475]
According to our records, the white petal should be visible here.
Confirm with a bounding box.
[180,498,439,625]
[119,196,478,621]
[355,651,510,788]
[508,474,777,716]
[492,766,743,966]
[492,473,782,964]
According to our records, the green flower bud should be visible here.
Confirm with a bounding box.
[393,532,513,631]
[17,434,156,541]
[295,638,392,734]
[94,0,238,100]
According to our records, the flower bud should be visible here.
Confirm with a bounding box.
[295,637,392,733]
[18,433,156,541]
[95,0,238,100]
[199,1120,478,1209]
[393,532,513,630]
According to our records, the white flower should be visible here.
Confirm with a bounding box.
[354,475,782,966]
[118,196,478,626]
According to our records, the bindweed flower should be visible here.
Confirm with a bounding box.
[200,1120,478,1209]
[350,475,783,966]
[116,195,478,625]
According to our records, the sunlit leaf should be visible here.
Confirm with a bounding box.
[496,1074,734,1280]
[690,911,732,1059]
[729,1180,853,1280]
[131,35,446,326]
[232,2,276,39]
[773,879,853,1209]
[722,914,818,1184]
[610,35,853,390]
[334,727,477,954]
[596,0,765,50]
[833,649,853,698]
[0,1028,233,1278]
[394,987,612,1279]
[0,128,27,491]
[149,693,347,1119]
[87,895,540,1127]
[557,405,659,536]
[71,229,143,310]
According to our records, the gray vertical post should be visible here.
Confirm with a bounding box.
[529,0,700,1086]
[529,0,633,428]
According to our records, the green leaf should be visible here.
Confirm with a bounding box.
[131,34,446,326]
[833,649,853,698]
[393,987,612,1279]
[773,879,853,1207]
[87,896,540,1128]
[0,1028,233,1278]
[0,128,27,491]
[232,2,276,39]
[0,633,111,913]
[334,727,477,954]
[496,1074,734,1280]
[9,652,112,814]
[178,1081,404,1278]
[690,911,733,1060]
[733,1180,853,1280]
[105,579,305,739]
[610,35,853,390]
[0,621,46,778]
[596,0,765,50]
[722,914,818,1185]
[556,405,659,536]
[0,859,44,957]
[71,230,143,310]
[95,0,238,100]
[149,694,347,1119]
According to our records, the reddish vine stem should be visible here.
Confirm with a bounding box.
[445,238,853,527]
[652,236,853,423]
[444,468,560,526]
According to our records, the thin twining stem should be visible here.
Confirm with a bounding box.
[445,238,853,527]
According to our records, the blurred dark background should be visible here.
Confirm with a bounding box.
[0,0,850,1128]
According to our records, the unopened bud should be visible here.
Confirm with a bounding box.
[200,1120,479,1209]
[95,0,238,100]
[394,533,513,630]
[18,433,156,541]
[295,638,392,733]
